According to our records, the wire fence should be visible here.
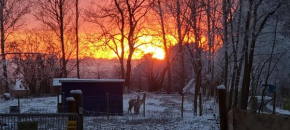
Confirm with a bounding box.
[0,96,61,114]
[82,94,123,116]
[0,113,80,130]
[81,93,219,130]
[0,93,220,129]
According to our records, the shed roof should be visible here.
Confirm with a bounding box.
[53,78,78,87]
[59,79,125,83]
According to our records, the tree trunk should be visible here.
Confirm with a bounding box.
[157,0,171,94]
[176,0,185,93]
[59,0,67,78]
[227,0,235,110]
[114,0,125,79]
[0,3,8,93]
[233,0,243,108]
[222,0,228,90]
[125,50,133,89]
[259,16,278,113]
[76,0,80,78]
[240,0,253,110]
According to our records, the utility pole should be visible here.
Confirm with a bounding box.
[0,0,8,93]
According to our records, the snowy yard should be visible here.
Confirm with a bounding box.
[0,93,220,130]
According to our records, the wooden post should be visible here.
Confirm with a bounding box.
[67,97,76,113]
[57,93,59,112]
[107,93,109,119]
[216,90,219,103]
[143,93,146,117]
[71,90,83,130]
[62,92,65,113]
[199,92,202,116]
[273,91,276,114]
[66,97,76,121]
[181,93,184,118]
[17,94,20,113]
[217,85,227,130]
[56,87,60,113]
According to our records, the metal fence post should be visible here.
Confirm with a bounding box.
[273,90,276,114]
[199,92,202,116]
[218,85,228,130]
[181,93,184,118]
[107,93,109,119]
[18,94,20,113]
[143,93,146,117]
[62,92,65,113]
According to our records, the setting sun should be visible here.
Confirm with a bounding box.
[138,45,165,60]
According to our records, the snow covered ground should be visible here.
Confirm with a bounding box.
[0,93,220,130]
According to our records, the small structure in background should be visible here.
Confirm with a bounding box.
[182,79,195,94]
[11,79,29,97]
[59,79,124,116]
[53,78,78,113]
[256,82,276,96]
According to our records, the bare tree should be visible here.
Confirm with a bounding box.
[240,0,282,110]
[124,0,154,89]
[86,0,153,89]
[165,0,189,93]
[184,0,205,115]
[12,54,56,96]
[156,0,171,93]
[33,0,74,78]
[85,0,126,79]
[136,53,166,91]
[0,0,30,93]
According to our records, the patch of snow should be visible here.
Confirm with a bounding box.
[3,93,10,98]
[66,97,75,101]
[255,96,272,101]
[70,90,82,94]
[217,85,225,90]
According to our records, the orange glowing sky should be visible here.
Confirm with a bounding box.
[9,1,222,61]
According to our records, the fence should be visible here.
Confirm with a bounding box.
[0,113,80,130]
[0,92,220,129]
[81,93,219,129]
[82,94,123,117]
[0,96,64,113]
[227,108,290,130]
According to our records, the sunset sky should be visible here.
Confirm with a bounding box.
[6,0,223,61]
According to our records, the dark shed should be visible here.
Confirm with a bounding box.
[59,79,124,116]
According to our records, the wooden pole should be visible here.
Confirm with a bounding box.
[218,85,227,130]
[66,97,76,113]
[56,87,60,113]
[66,97,76,121]
[181,93,184,118]
[57,92,59,112]
[273,90,276,114]
[71,90,83,130]
[62,92,65,113]
[107,93,109,119]
[199,92,202,116]
[17,94,20,113]
[143,93,146,117]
